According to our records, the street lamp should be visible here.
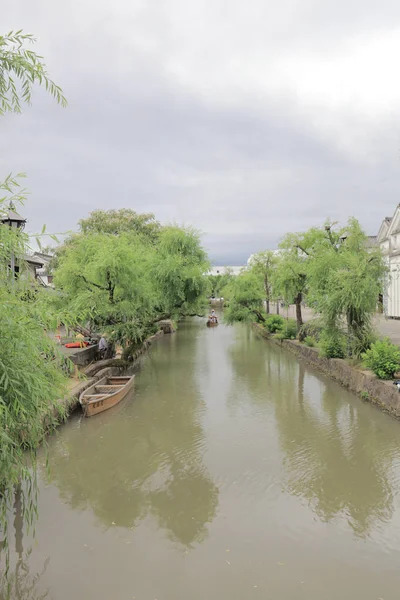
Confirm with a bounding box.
[1,202,27,279]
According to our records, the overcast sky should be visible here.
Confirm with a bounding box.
[2,1,400,264]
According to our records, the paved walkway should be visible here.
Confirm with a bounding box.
[269,303,400,346]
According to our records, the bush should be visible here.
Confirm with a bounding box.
[275,318,297,340]
[348,329,377,359]
[298,320,323,342]
[265,314,285,333]
[362,338,400,379]
[320,330,346,359]
[304,336,316,347]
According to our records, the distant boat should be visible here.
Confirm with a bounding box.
[207,318,218,327]
[79,375,135,417]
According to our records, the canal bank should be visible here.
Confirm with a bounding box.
[51,329,166,425]
[252,322,400,417]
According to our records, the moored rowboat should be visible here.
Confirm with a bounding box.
[79,375,135,417]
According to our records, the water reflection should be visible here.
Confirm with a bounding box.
[226,326,400,537]
[45,324,219,547]
[266,345,399,537]
[0,489,49,600]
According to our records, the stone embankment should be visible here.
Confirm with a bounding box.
[252,323,400,418]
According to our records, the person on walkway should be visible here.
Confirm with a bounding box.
[98,334,108,359]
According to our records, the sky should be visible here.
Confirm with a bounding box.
[2,0,400,264]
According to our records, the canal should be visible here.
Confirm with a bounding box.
[4,317,400,599]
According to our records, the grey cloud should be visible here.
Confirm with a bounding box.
[2,1,400,264]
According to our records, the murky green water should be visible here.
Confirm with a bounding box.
[4,318,400,599]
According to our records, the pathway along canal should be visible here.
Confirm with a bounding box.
[4,317,400,599]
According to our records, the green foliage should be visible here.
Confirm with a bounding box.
[319,330,346,359]
[53,221,210,352]
[275,318,297,340]
[362,338,400,380]
[304,336,316,347]
[360,390,370,401]
[248,250,278,310]
[208,269,234,299]
[0,30,67,114]
[0,177,69,551]
[79,208,160,241]
[298,320,323,342]
[223,271,265,324]
[265,314,285,333]
[306,219,386,358]
[0,31,68,553]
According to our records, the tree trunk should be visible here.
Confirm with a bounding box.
[266,298,270,314]
[276,300,280,315]
[295,293,303,331]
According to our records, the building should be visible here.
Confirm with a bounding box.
[377,207,400,317]
[31,252,55,287]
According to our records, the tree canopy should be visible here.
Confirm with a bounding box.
[53,217,210,354]
[78,208,160,241]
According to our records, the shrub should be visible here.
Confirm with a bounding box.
[265,314,285,333]
[320,330,346,359]
[274,318,297,340]
[304,336,316,347]
[298,320,323,342]
[282,318,297,339]
[362,338,400,379]
[348,328,377,359]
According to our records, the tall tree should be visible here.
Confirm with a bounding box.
[248,250,277,314]
[79,208,160,241]
[306,219,386,357]
[223,271,266,324]
[53,221,210,355]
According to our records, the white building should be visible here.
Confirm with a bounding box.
[377,206,400,318]
[31,252,55,287]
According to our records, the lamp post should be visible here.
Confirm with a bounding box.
[1,202,27,279]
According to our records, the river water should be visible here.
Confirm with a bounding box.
[3,317,400,599]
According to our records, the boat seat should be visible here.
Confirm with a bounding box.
[95,385,124,394]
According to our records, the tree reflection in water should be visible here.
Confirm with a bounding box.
[228,326,400,538]
[0,489,49,600]
[44,323,219,547]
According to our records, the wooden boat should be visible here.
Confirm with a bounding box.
[207,319,218,327]
[79,375,135,417]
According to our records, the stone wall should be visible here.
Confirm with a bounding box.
[252,323,400,418]
[69,343,99,366]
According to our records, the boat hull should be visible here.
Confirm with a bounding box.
[79,375,135,417]
[207,320,218,327]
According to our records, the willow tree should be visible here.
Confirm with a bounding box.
[272,236,308,330]
[53,221,210,355]
[79,208,160,241]
[248,250,278,314]
[223,271,266,324]
[306,219,386,357]
[0,30,66,114]
[0,31,67,555]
